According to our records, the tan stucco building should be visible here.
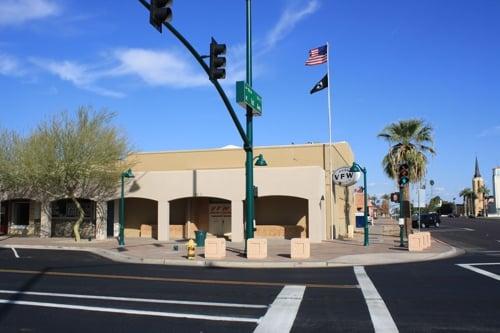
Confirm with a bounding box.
[0,143,356,243]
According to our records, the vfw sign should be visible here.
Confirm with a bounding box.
[333,167,361,187]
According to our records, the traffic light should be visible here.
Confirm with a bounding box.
[390,192,400,203]
[398,163,409,186]
[209,38,226,80]
[149,0,173,33]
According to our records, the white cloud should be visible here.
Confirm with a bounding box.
[111,48,208,88]
[264,0,320,50]
[0,0,60,26]
[0,53,22,76]
[478,125,500,137]
[30,58,124,98]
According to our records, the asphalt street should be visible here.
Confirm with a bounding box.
[0,216,499,332]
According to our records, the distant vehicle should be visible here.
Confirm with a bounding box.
[447,213,459,218]
[412,213,440,228]
[468,214,476,218]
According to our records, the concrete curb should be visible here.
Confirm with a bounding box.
[0,240,464,269]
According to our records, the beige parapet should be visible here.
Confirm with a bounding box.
[247,238,267,259]
[204,238,226,259]
[140,224,153,238]
[291,238,310,259]
[408,233,423,252]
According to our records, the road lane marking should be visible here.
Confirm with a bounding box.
[456,263,500,282]
[0,289,267,309]
[462,228,474,231]
[10,247,19,258]
[253,285,305,333]
[0,268,358,289]
[354,266,398,333]
[0,299,260,323]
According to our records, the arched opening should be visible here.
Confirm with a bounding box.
[254,196,308,239]
[169,197,231,240]
[1,199,40,236]
[124,198,158,239]
[51,199,96,238]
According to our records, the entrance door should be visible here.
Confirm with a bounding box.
[14,202,30,226]
[0,202,7,234]
[208,203,231,237]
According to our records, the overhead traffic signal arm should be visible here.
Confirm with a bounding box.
[137,0,249,149]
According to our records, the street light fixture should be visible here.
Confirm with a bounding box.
[254,154,267,167]
[119,168,134,246]
[350,162,369,246]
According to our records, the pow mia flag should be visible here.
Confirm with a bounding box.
[310,74,328,94]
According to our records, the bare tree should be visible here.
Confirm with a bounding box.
[3,107,134,241]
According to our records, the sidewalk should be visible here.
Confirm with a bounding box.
[0,220,462,268]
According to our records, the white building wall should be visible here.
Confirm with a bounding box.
[114,166,327,242]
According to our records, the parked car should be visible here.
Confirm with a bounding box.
[412,213,440,228]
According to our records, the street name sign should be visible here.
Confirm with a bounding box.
[236,81,262,116]
[333,167,361,187]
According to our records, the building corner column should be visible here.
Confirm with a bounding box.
[95,201,107,240]
[231,200,244,242]
[40,201,51,238]
[158,201,170,241]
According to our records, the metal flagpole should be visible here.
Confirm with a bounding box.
[326,42,335,239]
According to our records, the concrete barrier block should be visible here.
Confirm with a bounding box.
[124,228,140,238]
[204,237,226,259]
[408,233,423,252]
[421,232,431,248]
[140,224,152,238]
[247,238,267,259]
[347,225,354,239]
[291,238,310,259]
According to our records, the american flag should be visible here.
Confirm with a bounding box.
[305,45,328,66]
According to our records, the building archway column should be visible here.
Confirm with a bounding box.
[40,201,51,238]
[308,198,324,242]
[158,201,170,241]
[231,200,244,242]
[95,201,107,240]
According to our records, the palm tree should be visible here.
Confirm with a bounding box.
[478,185,490,216]
[378,119,435,235]
[381,194,390,217]
[459,188,476,216]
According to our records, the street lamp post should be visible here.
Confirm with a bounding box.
[119,168,134,246]
[350,162,369,246]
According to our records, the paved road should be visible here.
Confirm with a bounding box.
[0,217,499,332]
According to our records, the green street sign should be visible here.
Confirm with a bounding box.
[236,81,262,116]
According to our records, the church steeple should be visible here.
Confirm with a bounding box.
[474,157,481,178]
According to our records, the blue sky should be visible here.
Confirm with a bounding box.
[0,0,499,203]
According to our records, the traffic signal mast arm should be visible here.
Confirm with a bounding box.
[138,0,250,149]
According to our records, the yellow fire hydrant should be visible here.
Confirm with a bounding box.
[187,239,196,260]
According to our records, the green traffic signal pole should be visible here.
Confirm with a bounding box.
[137,0,249,149]
[244,0,255,252]
[399,185,404,247]
[138,0,256,252]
